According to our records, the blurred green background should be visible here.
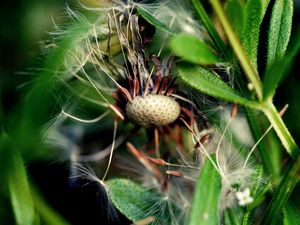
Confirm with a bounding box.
[0,0,299,224]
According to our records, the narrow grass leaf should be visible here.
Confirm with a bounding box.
[137,7,175,34]
[190,0,228,58]
[0,135,35,225]
[260,155,300,224]
[283,201,300,225]
[266,0,293,69]
[241,0,270,69]
[188,157,221,225]
[170,33,219,65]
[178,64,258,107]
[107,178,156,223]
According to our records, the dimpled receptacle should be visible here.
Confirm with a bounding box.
[126,94,181,128]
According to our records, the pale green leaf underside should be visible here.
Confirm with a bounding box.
[188,157,221,225]
[107,178,156,223]
[178,64,257,107]
[170,33,219,65]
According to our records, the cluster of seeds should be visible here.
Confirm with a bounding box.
[126,94,181,128]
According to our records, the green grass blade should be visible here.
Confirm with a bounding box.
[0,135,35,225]
[266,0,293,69]
[188,157,221,225]
[170,33,219,65]
[260,156,300,225]
[177,64,259,108]
[190,0,228,58]
[241,0,270,70]
[107,178,156,223]
[137,7,175,34]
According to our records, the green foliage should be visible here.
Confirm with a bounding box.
[137,7,175,34]
[241,0,270,69]
[283,202,300,225]
[1,0,300,224]
[267,0,293,69]
[170,33,219,65]
[225,0,245,36]
[262,0,293,100]
[190,0,228,57]
[178,64,257,107]
[224,208,243,225]
[0,135,36,225]
[263,22,299,101]
[261,156,300,224]
[188,157,221,225]
[107,179,157,223]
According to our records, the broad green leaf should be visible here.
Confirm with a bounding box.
[266,0,293,69]
[284,201,300,225]
[242,0,270,69]
[177,64,258,107]
[107,178,156,223]
[188,157,221,225]
[0,135,35,225]
[226,0,245,36]
[170,33,219,65]
[137,7,175,34]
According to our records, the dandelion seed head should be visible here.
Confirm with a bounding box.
[126,95,181,127]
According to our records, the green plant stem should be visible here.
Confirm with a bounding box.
[260,156,300,224]
[210,0,299,157]
[210,0,263,100]
[263,101,299,158]
[242,211,250,225]
[190,0,228,58]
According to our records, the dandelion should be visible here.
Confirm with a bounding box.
[43,1,268,224]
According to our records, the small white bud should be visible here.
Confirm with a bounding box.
[236,188,254,206]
